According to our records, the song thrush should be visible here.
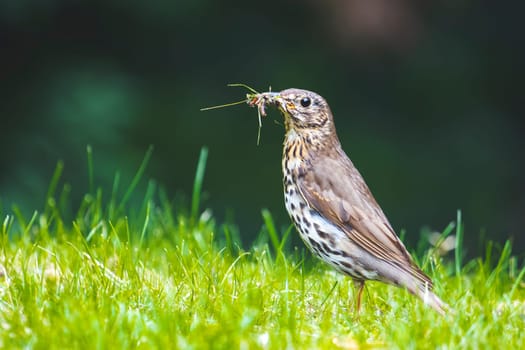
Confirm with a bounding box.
[249,88,447,315]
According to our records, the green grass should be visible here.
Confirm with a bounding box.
[1,148,524,349]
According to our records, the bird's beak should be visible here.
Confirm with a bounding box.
[264,92,295,115]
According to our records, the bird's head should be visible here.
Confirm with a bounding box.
[257,88,336,142]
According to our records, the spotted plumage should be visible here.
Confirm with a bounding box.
[251,88,447,315]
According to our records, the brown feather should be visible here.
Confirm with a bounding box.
[295,142,433,286]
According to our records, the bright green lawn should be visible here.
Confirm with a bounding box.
[1,148,524,349]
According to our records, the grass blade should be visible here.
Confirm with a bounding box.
[279,224,294,252]
[139,200,151,248]
[45,161,64,214]
[119,145,154,211]
[262,209,280,258]
[455,209,464,276]
[200,99,247,111]
[509,263,525,299]
[227,83,260,94]
[191,147,208,226]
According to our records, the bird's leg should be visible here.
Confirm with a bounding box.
[353,280,365,313]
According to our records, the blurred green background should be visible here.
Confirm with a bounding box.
[1,1,524,253]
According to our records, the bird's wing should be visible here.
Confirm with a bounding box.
[296,148,431,284]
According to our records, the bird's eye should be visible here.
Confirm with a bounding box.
[300,97,311,107]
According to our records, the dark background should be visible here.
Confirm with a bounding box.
[1,1,524,254]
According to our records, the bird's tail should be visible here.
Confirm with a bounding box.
[415,284,448,316]
[376,259,449,315]
[395,264,449,316]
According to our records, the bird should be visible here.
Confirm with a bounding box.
[249,88,447,315]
